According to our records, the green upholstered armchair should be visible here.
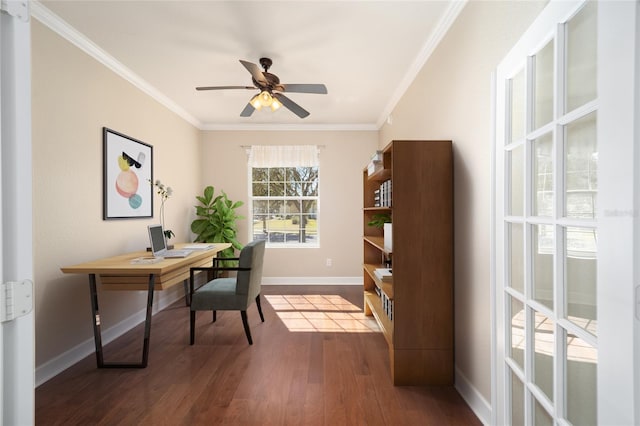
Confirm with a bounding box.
[188,239,266,345]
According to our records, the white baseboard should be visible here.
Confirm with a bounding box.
[35,285,185,387]
[261,276,362,285]
[455,366,492,425]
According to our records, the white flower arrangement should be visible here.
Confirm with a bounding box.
[150,179,174,239]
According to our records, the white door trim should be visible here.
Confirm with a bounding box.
[0,1,35,424]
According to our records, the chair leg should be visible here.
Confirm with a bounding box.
[190,310,196,345]
[255,294,265,322]
[241,311,253,345]
[212,310,216,323]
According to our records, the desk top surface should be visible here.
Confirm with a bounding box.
[60,243,231,275]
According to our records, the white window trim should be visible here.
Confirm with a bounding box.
[246,145,320,248]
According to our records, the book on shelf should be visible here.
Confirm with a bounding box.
[374,268,393,282]
[367,160,383,176]
[379,179,392,207]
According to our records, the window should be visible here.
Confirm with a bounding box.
[248,146,319,247]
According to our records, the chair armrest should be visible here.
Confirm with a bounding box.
[189,266,252,295]
[212,257,240,266]
[212,257,241,278]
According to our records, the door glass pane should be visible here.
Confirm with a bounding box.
[534,399,554,426]
[532,224,554,309]
[533,311,554,399]
[566,332,597,425]
[565,112,597,219]
[534,40,554,129]
[510,145,524,216]
[565,227,597,336]
[510,296,525,370]
[510,69,526,143]
[566,1,597,112]
[510,223,524,293]
[511,372,525,426]
[533,133,553,216]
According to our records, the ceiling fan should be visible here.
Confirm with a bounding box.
[196,57,327,119]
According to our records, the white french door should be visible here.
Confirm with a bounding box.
[493,1,639,425]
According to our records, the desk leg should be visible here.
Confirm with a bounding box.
[141,274,154,367]
[88,273,155,368]
[183,279,190,306]
[89,274,104,367]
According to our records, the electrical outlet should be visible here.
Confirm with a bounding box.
[326,258,332,267]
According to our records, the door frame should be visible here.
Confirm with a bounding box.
[0,2,35,424]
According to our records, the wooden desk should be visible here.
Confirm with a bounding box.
[61,243,230,368]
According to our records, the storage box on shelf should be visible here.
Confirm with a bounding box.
[362,140,453,386]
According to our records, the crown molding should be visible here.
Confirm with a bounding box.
[200,123,378,132]
[30,1,202,129]
[376,0,468,128]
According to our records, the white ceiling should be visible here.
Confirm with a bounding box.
[34,1,465,130]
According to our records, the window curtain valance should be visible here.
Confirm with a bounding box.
[248,145,319,168]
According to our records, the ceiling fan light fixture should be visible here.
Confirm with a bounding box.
[258,90,273,107]
[270,98,282,111]
[250,94,262,110]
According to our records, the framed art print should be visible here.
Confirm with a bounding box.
[103,127,153,219]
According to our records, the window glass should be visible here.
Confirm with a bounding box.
[511,372,525,426]
[534,399,553,426]
[510,145,524,216]
[510,296,525,370]
[565,112,597,219]
[533,133,553,217]
[532,224,554,310]
[566,332,597,425]
[251,166,319,247]
[533,311,554,399]
[534,40,554,129]
[510,69,526,143]
[510,223,524,293]
[565,227,597,336]
[566,1,597,112]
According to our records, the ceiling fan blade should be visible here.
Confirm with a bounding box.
[273,93,310,118]
[196,85,256,91]
[280,84,328,94]
[240,102,256,117]
[239,60,268,86]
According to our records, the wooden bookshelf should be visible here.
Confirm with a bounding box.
[362,140,453,385]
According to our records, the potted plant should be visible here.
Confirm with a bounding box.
[191,185,244,259]
[368,213,392,253]
[367,213,391,229]
[150,179,175,244]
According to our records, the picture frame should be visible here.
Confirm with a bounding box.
[103,127,153,219]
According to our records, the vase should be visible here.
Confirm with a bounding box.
[383,223,393,253]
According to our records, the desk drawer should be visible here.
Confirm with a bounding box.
[99,257,213,291]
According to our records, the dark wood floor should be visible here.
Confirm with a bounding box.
[36,285,480,425]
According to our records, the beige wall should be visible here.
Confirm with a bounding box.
[199,131,377,278]
[379,0,546,402]
[32,20,201,366]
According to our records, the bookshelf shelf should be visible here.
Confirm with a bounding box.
[362,140,453,385]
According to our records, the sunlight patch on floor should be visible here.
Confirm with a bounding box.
[264,295,380,333]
